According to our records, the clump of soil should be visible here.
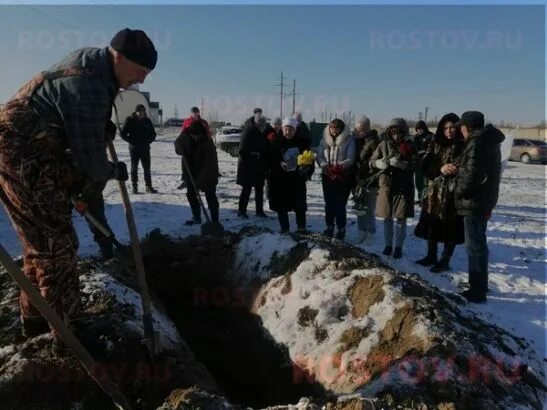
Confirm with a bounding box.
[338,326,372,353]
[348,275,385,318]
[298,306,319,327]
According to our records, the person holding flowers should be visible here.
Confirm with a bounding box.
[316,118,357,241]
[267,117,314,233]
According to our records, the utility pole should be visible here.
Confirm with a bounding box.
[424,106,429,122]
[201,97,204,117]
[288,79,298,115]
[275,71,285,118]
[173,105,179,119]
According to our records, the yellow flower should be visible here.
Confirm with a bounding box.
[297,150,316,166]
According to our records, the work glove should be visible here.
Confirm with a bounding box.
[71,196,88,214]
[389,157,408,169]
[320,163,329,174]
[111,161,129,181]
[374,159,389,170]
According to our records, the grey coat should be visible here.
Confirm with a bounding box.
[370,134,417,219]
[316,125,356,172]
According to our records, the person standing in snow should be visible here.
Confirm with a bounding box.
[177,106,211,190]
[267,117,314,233]
[175,120,220,226]
[121,104,158,194]
[413,120,435,204]
[351,116,380,244]
[236,112,269,218]
[0,28,156,340]
[316,118,356,241]
[414,113,465,273]
[294,112,311,143]
[454,111,505,303]
[370,118,417,259]
[266,117,282,141]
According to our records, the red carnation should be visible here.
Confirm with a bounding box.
[399,142,413,159]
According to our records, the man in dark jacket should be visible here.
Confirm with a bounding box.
[121,104,157,194]
[414,120,435,203]
[0,28,156,339]
[174,120,220,225]
[294,112,311,144]
[455,111,505,303]
[237,112,269,218]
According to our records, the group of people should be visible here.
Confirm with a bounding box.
[176,104,504,305]
[0,27,504,350]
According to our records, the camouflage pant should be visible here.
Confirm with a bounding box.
[0,72,82,331]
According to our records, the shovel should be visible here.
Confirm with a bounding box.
[180,152,224,236]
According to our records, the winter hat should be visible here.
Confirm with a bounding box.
[271,117,282,126]
[110,28,158,70]
[387,117,409,136]
[415,120,428,132]
[435,113,460,138]
[355,115,371,133]
[282,116,298,129]
[458,111,484,130]
[190,106,200,114]
[135,104,146,112]
[253,107,263,115]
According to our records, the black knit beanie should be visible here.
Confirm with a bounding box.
[110,28,158,70]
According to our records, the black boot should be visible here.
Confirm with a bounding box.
[145,185,158,194]
[430,257,450,273]
[98,241,114,260]
[335,228,346,241]
[185,217,202,225]
[416,241,437,266]
[382,246,393,256]
[132,183,138,194]
[21,316,50,338]
[460,289,487,303]
[323,226,334,238]
[393,247,403,259]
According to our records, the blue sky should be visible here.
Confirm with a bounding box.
[0,3,544,125]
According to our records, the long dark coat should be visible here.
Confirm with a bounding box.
[236,123,269,187]
[174,131,219,192]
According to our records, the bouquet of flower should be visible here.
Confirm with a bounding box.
[297,150,315,167]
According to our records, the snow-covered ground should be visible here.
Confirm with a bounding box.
[0,129,545,368]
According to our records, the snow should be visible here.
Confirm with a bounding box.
[0,129,544,373]
[80,270,181,351]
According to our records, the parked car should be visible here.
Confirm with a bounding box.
[509,139,547,164]
[215,126,242,157]
[164,118,184,128]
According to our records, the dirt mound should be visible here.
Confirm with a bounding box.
[348,275,385,318]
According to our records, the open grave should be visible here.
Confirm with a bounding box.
[0,227,544,409]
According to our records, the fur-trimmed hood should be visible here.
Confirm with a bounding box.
[322,124,351,148]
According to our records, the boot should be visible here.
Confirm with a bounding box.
[416,241,437,266]
[132,183,139,194]
[382,246,392,256]
[177,181,187,190]
[393,247,403,259]
[335,228,346,241]
[415,255,437,266]
[145,185,158,194]
[323,226,334,238]
[430,257,450,273]
[460,289,487,303]
[357,230,368,244]
[98,241,114,260]
[21,316,50,338]
[255,211,268,218]
[237,211,249,219]
[185,217,202,226]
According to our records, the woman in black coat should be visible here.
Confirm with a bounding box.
[267,117,313,233]
[236,115,269,218]
[414,113,465,272]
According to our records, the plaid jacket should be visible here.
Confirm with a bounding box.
[30,47,119,181]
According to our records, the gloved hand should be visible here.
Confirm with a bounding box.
[111,161,128,181]
[72,197,88,214]
[389,157,408,169]
[321,163,329,174]
[374,159,389,170]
